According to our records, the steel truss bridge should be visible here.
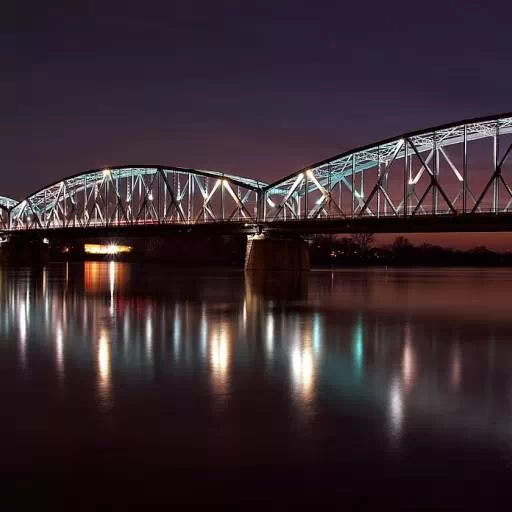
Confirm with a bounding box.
[3,112,512,235]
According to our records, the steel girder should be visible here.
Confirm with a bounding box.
[263,113,512,221]
[9,166,266,230]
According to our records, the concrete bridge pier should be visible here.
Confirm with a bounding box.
[244,234,310,271]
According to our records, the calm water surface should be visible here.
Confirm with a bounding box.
[2,263,512,507]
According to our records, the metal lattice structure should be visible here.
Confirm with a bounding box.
[9,166,265,230]
[263,113,512,221]
[0,196,17,229]
[7,113,512,231]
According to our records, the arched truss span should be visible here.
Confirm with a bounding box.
[263,113,512,221]
[10,165,266,230]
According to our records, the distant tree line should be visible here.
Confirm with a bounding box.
[309,233,512,267]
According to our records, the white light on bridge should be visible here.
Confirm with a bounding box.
[84,243,132,255]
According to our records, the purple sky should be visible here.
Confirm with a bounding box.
[3,1,512,247]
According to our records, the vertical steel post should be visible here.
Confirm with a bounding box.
[204,177,208,222]
[403,140,408,217]
[157,170,161,223]
[95,183,99,225]
[163,171,167,220]
[339,179,342,215]
[327,163,331,215]
[351,154,355,217]
[44,189,47,227]
[463,125,467,214]
[84,176,87,226]
[138,172,142,223]
[188,175,192,222]
[190,175,195,222]
[377,147,381,217]
[493,122,500,213]
[221,176,225,221]
[433,132,438,214]
[105,175,108,226]
[116,173,120,225]
[304,172,308,219]
[360,162,364,209]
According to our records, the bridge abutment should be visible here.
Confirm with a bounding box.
[245,235,310,272]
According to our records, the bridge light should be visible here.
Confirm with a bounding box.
[267,198,276,208]
[42,238,49,244]
[148,193,154,201]
[84,243,132,255]
[103,169,111,177]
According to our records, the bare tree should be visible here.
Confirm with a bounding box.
[350,232,375,254]
[392,236,413,252]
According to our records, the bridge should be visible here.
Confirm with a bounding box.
[2,113,512,268]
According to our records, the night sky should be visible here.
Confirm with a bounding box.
[3,1,512,247]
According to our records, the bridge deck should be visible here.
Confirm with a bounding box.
[4,212,512,239]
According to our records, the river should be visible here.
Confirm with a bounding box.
[1,263,512,508]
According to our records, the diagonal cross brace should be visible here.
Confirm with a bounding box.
[471,141,512,213]
[359,139,403,216]
[407,138,457,214]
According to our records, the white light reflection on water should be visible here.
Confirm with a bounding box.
[145,308,153,361]
[266,311,274,354]
[200,305,208,358]
[109,261,115,315]
[173,304,181,358]
[402,324,416,393]
[55,322,64,378]
[291,346,314,398]
[97,329,112,410]
[18,300,27,368]
[389,376,404,440]
[290,317,316,409]
[209,320,231,402]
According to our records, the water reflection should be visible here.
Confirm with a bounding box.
[3,264,512,471]
[97,328,112,409]
[55,322,64,378]
[291,344,315,405]
[18,299,27,367]
[209,320,232,402]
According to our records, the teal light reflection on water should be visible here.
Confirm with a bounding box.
[312,313,322,353]
[352,314,364,375]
